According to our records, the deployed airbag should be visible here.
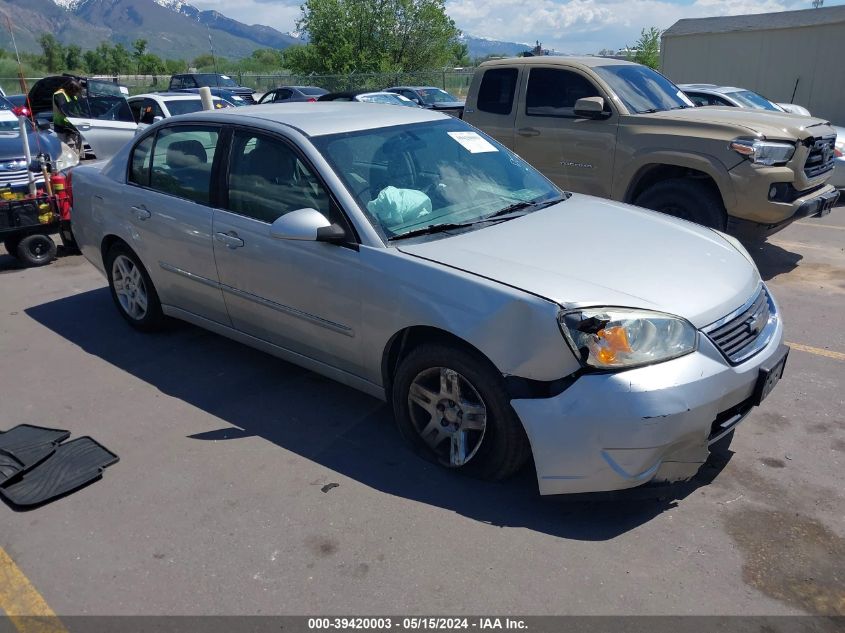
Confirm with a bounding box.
[367,186,432,226]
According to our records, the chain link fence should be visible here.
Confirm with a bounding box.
[0,70,475,99]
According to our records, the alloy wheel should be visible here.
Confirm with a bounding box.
[407,367,488,467]
[112,255,149,321]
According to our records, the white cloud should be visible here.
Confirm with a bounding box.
[190,0,841,52]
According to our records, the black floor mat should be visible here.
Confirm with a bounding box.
[0,437,119,508]
[0,425,70,485]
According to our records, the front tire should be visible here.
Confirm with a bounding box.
[635,178,726,230]
[105,244,164,331]
[392,343,530,481]
[16,234,57,267]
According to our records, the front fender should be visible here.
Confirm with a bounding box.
[356,246,580,390]
[617,150,737,211]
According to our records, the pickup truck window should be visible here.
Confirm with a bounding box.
[148,126,219,205]
[525,68,601,118]
[593,65,693,114]
[477,68,518,115]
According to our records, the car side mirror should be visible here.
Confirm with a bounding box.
[152,115,164,123]
[574,96,609,119]
[36,120,51,132]
[269,208,346,243]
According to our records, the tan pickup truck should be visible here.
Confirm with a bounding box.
[462,57,839,239]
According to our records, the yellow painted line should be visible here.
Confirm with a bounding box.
[795,222,845,230]
[787,342,845,362]
[0,547,67,633]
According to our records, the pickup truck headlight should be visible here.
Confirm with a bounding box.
[730,139,795,166]
[559,308,697,369]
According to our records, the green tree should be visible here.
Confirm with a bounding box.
[133,38,148,73]
[627,27,661,69]
[65,45,83,71]
[110,43,132,74]
[450,41,470,67]
[288,0,459,74]
[191,53,216,70]
[165,59,187,74]
[38,34,65,73]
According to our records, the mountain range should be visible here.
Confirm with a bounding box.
[0,0,533,61]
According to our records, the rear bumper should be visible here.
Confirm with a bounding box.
[512,305,785,495]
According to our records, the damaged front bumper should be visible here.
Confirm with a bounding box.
[512,313,785,495]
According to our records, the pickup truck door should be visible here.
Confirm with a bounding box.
[513,66,619,198]
[123,124,230,325]
[463,67,521,149]
[211,129,363,376]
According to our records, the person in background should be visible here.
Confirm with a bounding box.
[53,79,84,155]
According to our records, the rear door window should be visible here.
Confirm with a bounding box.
[525,68,602,117]
[477,68,518,115]
[148,126,219,204]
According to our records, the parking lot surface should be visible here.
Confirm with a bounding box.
[1,213,843,616]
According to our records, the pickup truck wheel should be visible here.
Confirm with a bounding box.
[392,343,531,481]
[16,234,57,267]
[106,244,164,331]
[635,179,726,230]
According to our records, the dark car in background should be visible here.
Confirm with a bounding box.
[169,73,256,104]
[257,86,328,104]
[384,86,465,117]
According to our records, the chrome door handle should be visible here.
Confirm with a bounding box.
[215,231,244,249]
[131,205,151,220]
[517,127,540,137]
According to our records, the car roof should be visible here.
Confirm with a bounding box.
[479,56,637,68]
[388,86,441,91]
[131,92,223,100]
[679,84,744,94]
[176,102,448,137]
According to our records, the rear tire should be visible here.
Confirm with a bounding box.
[392,343,531,481]
[105,243,165,331]
[16,234,57,267]
[635,178,726,230]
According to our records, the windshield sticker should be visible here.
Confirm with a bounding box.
[447,131,498,153]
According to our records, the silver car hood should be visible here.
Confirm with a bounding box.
[397,194,761,328]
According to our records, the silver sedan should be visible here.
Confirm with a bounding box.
[69,104,788,495]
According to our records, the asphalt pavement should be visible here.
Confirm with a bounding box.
[0,213,843,617]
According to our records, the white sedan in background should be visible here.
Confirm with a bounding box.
[128,93,234,133]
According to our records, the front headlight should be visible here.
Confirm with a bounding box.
[730,139,795,166]
[55,143,80,170]
[559,308,698,369]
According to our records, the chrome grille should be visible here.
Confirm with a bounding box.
[704,287,775,364]
[804,136,836,179]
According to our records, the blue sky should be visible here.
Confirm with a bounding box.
[192,0,845,53]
